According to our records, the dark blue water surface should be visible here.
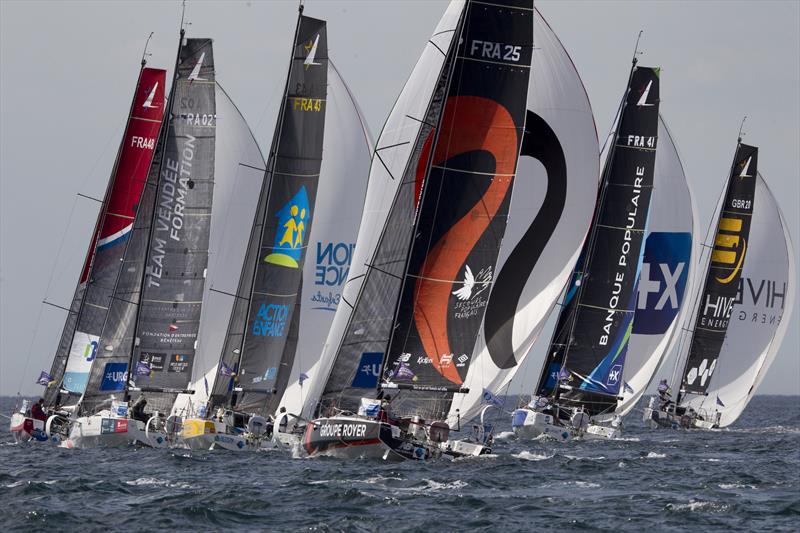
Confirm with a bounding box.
[1,395,798,532]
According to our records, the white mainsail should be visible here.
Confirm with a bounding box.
[448,7,599,424]
[681,173,795,426]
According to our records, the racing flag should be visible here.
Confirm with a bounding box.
[36,371,54,387]
[135,361,152,376]
[623,382,634,394]
[557,366,570,382]
[716,396,725,408]
[219,362,234,377]
[299,372,309,386]
[481,388,504,406]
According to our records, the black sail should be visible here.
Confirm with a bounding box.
[381,0,533,421]
[231,16,328,416]
[316,8,461,418]
[536,66,660,416]
[130,38,217,414]
[680,144,757,396]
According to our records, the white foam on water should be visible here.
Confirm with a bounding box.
[513,450,554,461]
[564,454,606,461]
[703,458,722,462]
[125,477,193,489]
[645,451,666,459]
[718,482,757,490]
[425,479,468,491]
[494,431,515,440]
[361,475,403,485]
[667,500,730,513]
[4,479,58,488]
[571,481,601,488]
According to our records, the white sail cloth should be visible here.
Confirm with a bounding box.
[448,8,600,425]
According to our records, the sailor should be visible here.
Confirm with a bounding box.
[378,395,394,424]
[131,396,149,423]
[657,379,673,410]
[30,398,47,422]
[277,407,289,434]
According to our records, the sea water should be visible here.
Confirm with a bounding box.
[1,396,797,531]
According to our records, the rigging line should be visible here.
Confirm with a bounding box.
[404,115,436,128]
[77,193,104,203]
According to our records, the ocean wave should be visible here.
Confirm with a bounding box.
[718,482,757,490]
[513,451,554,461]
[667,500,730,513]
[4,479,58,488]
[644,452,666,459]
[125,477,194,489]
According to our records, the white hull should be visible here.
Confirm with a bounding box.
[9,413,57,444]
[62,411,168,449]
[642,397,719,430]
[512,409,622,441]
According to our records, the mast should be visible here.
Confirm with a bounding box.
[124,28,185,401]
[533,42,639,398]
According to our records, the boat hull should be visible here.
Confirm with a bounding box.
[303,416,425,461]
[9,414,53,444]
[642,398,719,430]
[62,412,168,449]
[512,409,572,442]
[512,408,622,441]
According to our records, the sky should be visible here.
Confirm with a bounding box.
[1,0,798,397]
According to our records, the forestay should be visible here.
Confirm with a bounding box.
[449,7,599,425]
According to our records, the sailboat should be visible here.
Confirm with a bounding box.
[445,5,600,433]
[512,56,662,441]
[9,53,166,445]
[176,6,372,452]
[644,137,795,429]
[301,0,534,461]
[59,29,235,448]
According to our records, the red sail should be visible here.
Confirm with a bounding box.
[79,68,167,283]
